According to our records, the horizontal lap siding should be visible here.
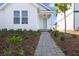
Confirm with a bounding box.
[0,3,39,31]
[74,3,79,30]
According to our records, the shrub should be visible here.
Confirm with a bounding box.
[18,49,25,56]
[9,34,22,45]
[52,30,59,37]
[60,35,65,41]
[8,29,15,32]
[63,49,68,55]
[23,29,27,33]
[59,32,64,35]
[2,28,7,32]
[37,30,40,33]
[49,29,52,33]
[32,31,38,36]
[3,48,12,56]
[0,31,5,37]
[15,29,23,33]
[23,35,29,40]
[28,29,32,32]
[72,34,77,39]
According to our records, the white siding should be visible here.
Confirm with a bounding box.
[74,3,79,30]
[0,3,39,31]
[75,3,79,11]
[75,13,79,30]
[0,10,5,29]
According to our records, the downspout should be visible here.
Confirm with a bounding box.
[74,3,75,30]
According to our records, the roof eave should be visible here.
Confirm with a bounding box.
[0,3,7,10]
[38,3,52,11]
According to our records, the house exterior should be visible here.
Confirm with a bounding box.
[56,3,79,31]
[0,3,53,31]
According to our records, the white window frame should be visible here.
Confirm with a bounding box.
[13,10,20,24]
[21,10,28,24]
[13,10,28,24]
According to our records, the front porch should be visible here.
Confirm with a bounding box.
[39,10,54,30]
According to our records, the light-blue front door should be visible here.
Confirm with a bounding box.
[43,18,47,29]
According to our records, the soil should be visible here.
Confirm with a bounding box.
[50,31,79,56]
[0,31,41,56]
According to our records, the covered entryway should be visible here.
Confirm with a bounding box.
[39,10,53,30]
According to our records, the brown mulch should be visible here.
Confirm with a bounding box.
[50,31,79,56]
[0,31,41,56]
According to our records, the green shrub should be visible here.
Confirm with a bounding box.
[15,29,23,33]
[8,29,15,32]
[37,30,40,33]
[72,34,77,39]
[60,35,65,41]
[0,31,5,37]
[9,34,22,44]
[49,29,52,33]
[31,31,38,37]
[59,32,64,35]
[23,35,29,40]
[28,29,32,32]
[63,49,67,55]
[3,48,12,56]
[75,49,79,55]
[52,30,59,37]
[18,49,25,56]
[2,28,7,32]
[23,29,27,33]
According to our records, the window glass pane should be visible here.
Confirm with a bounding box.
[22,11,28,24]
[22,18,28,24]
[14,11,20,17]
[14,18,20,24]
[22,11,28,17]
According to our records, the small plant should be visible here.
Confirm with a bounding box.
[60,35,65,41]
[9,34,22,44]
[74,48,79,55]
[15,29,23,33]
[23,29,27,33]
[8,29,15,32]
[3,48,12,56]
[2,28,7,32]
[63,48,68,55]
[52,30,59,37]
[31,31,38,37]
[28,29,32,33]
[0,31,5,37]
[23,35,29,40]
[49,29,52,33]
[37,30,40,33]
[18,49,25,56]
[72,34,77,39]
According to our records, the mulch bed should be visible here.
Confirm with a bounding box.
[0,31,41,56]
[50,31,79,56]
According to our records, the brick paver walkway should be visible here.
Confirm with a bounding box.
[34,32,65,56]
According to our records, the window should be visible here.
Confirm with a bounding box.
[14,11,20,24]
[13,10,28,24]
[22,11,28,24]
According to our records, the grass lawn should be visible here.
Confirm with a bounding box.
[0,29,41,56]
[50,30,79,56]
